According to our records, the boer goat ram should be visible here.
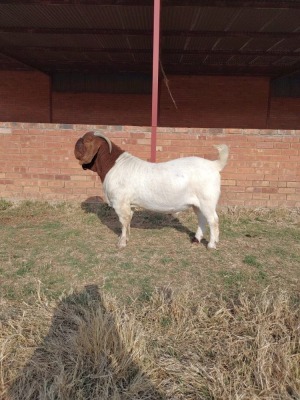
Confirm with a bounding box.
[74,131,229,249]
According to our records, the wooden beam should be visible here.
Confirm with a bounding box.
[1,27,300,40]
[0,50,46,72]
[5,55,295,76]
[2,0,300,8]
[0,0,153,4]
[8,61,296,76]
[162,0,300,7]
[2,46,299,58]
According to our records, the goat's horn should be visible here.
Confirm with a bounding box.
[94,131,113,153]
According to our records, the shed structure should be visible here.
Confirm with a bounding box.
[0,0,299,207]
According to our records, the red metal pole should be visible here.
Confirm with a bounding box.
[151,0,161,162]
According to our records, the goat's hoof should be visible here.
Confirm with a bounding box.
[191,237,200,244]
[207,242,217,250]
[117,240,127,249]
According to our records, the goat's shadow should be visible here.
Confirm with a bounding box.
[9,284,165,399]
[81,196,198,242]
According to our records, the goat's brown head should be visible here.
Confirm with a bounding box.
[75,131,125,182]
[74,131,112,170]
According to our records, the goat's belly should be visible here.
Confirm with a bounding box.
[132,194,197,213]
[134,202,190,213]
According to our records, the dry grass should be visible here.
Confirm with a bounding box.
[0,201,300,399]
[1,285,299,399]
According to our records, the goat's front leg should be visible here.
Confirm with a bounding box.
[114,203,133,249]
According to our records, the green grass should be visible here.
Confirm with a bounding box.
[0,199,13,211]
[0,201,299,304]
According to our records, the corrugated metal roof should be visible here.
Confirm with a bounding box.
[192,7,240,31]
[188,37,221,51]
[242,37,280,51]
[228,8,281,32]
[214,37,248,51]
[250,56,279,66]
[0,1,300,77]
[261,9,300,32]
[271,37,300,51]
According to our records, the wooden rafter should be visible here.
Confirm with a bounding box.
[2,46,299,58]
[2,0,300,8]
[1,27,300,40]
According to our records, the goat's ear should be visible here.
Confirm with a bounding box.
[75,135,101,164]
[83,135,102,164]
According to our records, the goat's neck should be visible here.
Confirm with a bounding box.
[95,143,125,182]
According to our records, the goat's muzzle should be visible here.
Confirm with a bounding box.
[81,159,95,170]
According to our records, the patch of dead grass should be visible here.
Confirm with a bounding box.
[1,285,299,399]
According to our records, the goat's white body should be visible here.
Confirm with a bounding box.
[104,153,221,213]
[103,150,227,249]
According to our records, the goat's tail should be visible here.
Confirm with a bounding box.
[214,144,229,171]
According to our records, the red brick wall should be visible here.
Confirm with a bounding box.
[52,75,270,128]
[1,71,300,130]
[160,75,270,128]
[0,71,50,122]
[268,97,300,129]
[1,123,299,207]
[52,92,152,126]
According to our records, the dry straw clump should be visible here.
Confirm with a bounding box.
[1,285,158,400]
[1,285,299,400]
[221,206,300,225]
[142,287,300,399]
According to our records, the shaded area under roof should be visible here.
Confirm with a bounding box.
[0,0,300,78]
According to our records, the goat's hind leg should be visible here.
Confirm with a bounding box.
[192,206,207,244]
[203,209,219,249]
